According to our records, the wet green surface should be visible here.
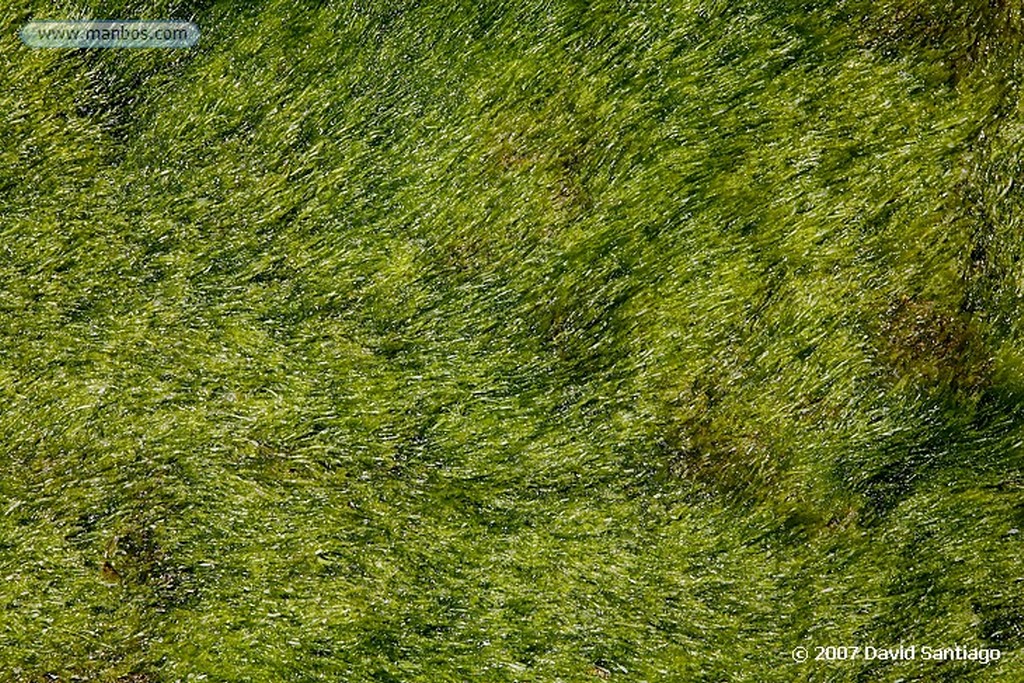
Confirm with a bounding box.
[1,1,1023,680]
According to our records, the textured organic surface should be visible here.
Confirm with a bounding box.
[1,1,1023,681]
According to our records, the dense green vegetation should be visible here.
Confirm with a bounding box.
[2,0,1023,680]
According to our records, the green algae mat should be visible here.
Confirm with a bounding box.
[2,1,1023,680]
